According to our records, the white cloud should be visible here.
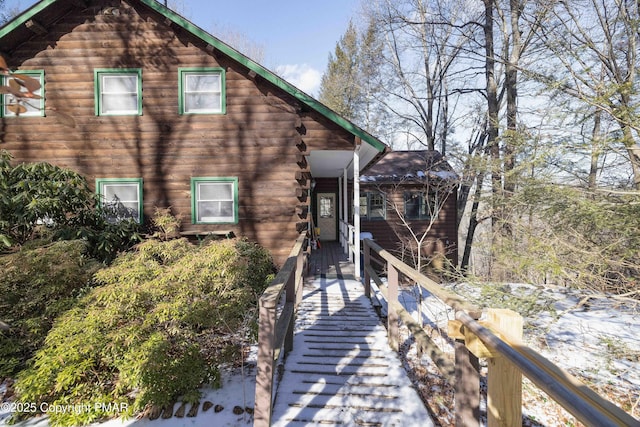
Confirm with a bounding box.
[275,64,322,96]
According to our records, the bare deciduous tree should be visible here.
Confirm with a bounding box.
[365,0,475,152]
[537,0,640,188]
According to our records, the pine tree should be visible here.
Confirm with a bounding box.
[319,19,388,140]
[319,21,360,121]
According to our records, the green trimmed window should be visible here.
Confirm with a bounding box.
[191,177,238,224]
[2,70,44,117]
[359,192,386,220]
[179,68,225,114]
[96,178,143,223]
[404,191,438,220]
[94,69,142,116]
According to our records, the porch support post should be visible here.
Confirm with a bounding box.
[338,175,343,251]
[343,167,349,255]
[353,145,361,279]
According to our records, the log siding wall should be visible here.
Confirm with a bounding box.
[360,184,458,268]
[0,0,356,264]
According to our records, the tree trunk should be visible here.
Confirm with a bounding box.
[588,109,602,189]
[503,0,522,197]
[623,126,640,190]
[484,0,501,231]
[461,170,486,272]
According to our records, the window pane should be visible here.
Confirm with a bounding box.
[370,194,385,219]
[102,75,137,93]
[359,196,368,216]
[185,93,220,112]
[99,181,141,223]
[405,193,421,219]
[98,73,139,115]
[194,180,236,223]
[198,201,233,222]
[182,71,222,114]
[186,74,220,92]
[104,203,139,223]
[103,183,139,202]
[198,182,232,200]
[102,94,138,114]
[424,193,438,219]
[320,196,333,218]
[3,74,43,116]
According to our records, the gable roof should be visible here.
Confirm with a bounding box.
[360,150,458,183]
[0,0,388,156]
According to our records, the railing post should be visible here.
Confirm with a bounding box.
[387,263,399,352]
[254,299,276,427]
[296,250,304,306]
[486,308,523,427]
[363,239,371,298]
[284,269,296,354]
[454,321,480,427]
[348,225,355,263]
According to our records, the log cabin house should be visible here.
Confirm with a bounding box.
[358,150,459,268]
[0,0,391,268]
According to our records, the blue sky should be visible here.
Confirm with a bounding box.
[3,0,361,95]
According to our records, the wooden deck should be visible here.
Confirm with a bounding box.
[270,242,434,426]
[307,241,356,280]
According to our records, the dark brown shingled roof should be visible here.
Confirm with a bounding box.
[360,150,458,183]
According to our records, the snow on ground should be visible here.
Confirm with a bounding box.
[2,282,639,427]
[1,362,258,427]
[388,281,640,426]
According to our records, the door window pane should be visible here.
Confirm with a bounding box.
[320,196,334,218]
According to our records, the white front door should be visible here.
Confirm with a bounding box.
[317,193,337,241]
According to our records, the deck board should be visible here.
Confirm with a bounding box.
[271,243,434,426]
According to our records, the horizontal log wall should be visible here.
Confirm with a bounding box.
[0,0,356,265]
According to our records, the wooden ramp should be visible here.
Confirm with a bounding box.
[271,275,435,427]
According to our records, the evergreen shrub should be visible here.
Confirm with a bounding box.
[0,240,101,379]
[13,238,275,426]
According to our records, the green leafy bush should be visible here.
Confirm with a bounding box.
[0,149,142,263]
[14,238,275,426]
[0,240,102,379]
[0,150,94,246]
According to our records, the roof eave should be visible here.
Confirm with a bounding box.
[0,0,58,39]
[138,0,387,154]
[0,0,388,156]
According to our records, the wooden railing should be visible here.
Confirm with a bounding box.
[254,233,307,427]
[339,219,357,264]
[362,238,638,427]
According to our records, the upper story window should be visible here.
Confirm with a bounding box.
[2,70,44,117]
[191,177,238,224]
[96,178,143,223]
[404,191,438,221]
[359,192,386,220]
[179,68,226,115]
[94,69,142,116]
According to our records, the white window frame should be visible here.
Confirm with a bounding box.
[96,178,143,223]
[95,69,142,116]
[2,70,45,117]
[191,177,238,224]
[179,68,226,115]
